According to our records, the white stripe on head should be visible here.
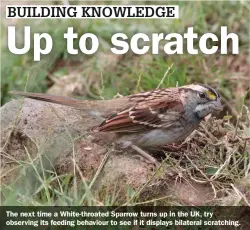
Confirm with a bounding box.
[180,84,208,92]
[180,84,218,100]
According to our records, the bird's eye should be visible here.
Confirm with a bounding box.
[198,92,206,98]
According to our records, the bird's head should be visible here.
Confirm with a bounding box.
[180,84,223,119]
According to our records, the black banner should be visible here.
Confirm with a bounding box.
[0,206,249,229]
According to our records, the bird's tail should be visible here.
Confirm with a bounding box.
[9,91,88,110]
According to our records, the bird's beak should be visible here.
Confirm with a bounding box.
[212,99,223,111]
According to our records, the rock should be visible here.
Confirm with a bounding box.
[0,99,151,197]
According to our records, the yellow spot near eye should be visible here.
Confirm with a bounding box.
[206,90,216,100]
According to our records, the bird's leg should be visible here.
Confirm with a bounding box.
[117,140,159,166]
[131,144,159,166]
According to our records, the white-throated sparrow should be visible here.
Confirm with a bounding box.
[10,84,223,164]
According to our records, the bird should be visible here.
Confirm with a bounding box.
[10,84,223,164]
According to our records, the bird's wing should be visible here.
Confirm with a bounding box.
[93,88,184,133]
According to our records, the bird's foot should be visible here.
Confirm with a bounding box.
[131,145,159,166]
[116,141,159,166]
[132,154,153,165]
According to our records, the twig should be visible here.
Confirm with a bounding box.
[185,153,217,199]
[79,147,112,204]
[156,63,174,89]
[210,146,238,181]
[231,183,250,206]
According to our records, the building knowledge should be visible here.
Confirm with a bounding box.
[6,5,179,19]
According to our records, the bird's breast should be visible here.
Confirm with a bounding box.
[124,122,200,148]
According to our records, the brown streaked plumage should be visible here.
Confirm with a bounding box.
[93,88,184,133]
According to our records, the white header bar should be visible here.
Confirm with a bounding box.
[6,5,179,19]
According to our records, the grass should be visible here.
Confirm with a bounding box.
[1,0,250,208]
